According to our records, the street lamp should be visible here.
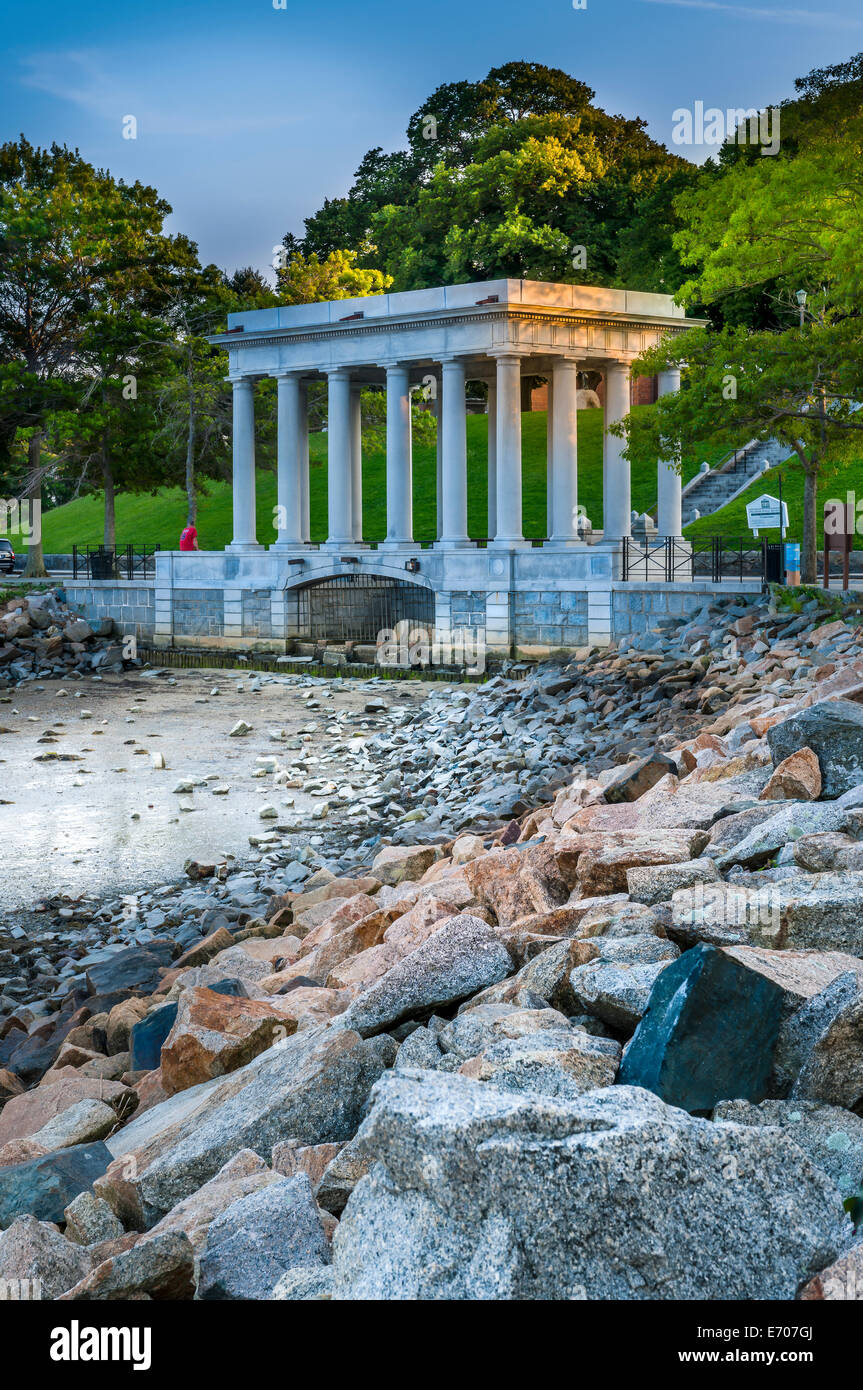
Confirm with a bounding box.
[795,288,807,330]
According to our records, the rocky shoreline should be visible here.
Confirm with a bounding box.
[2,586,863,1300]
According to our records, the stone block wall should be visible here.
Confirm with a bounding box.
[513,589,589,650]
[63,582,155,641]
[449,591,487,631]
[172,589,225,639]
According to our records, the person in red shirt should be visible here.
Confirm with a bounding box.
[179,523,198,551]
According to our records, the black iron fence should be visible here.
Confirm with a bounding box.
[292,572,435,642]
[622,535,785,584]
[72,544,160,581]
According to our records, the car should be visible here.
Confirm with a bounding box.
[0,539,14,574]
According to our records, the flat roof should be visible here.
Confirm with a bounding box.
[219,278,687,340]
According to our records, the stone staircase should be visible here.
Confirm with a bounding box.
[681,439,793,524]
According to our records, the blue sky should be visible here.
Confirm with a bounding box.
[2,0,861,274]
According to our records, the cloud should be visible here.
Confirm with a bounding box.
[18,49,302,137]
[638,0,863,30]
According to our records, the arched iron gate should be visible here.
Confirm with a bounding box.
[290,573,434,642]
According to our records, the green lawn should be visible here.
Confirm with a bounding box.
[18,405,716,552]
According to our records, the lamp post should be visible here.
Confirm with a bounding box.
[796,288,807,331]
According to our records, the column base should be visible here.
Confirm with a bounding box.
[435,538,474,550]
[488,537,532,549]
[226,542,265,553]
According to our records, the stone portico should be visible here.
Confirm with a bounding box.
[154,279,697,658]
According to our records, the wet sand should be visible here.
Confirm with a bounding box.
[0,667,425,916]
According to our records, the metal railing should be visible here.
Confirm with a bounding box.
[622,535,784,584]
[72,544,160,581]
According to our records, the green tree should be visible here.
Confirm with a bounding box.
[284,62,689,292]
[276,248,392,304]
[0,136,198,570]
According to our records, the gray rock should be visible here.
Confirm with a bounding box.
[569,958,674,1032]
[626,857,719,906]
[715,802,848,870]
[63,1191,124,1245]
[768,699,863,798]
[792,992,863,1111]
[30,1099,117,1152]
[317,1134,372,1216]
[393,1026,444,1072]
[714,1099,863,1198]
[0,1214,92,1300]
[100,1026,396,1226]
[772,971,861,1095]
[461,1029,621,1100]
[438,1004,570,1060]
[338,915,512,1038]
[198,1173,329,1300]
[329,1072,850,1300]
[272,1264,334,1299]
[61,1230,195,1300]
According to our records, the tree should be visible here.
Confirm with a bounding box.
[283,62,690,292]
[616,316,863,582]
[276,249,391,304]
[614,57,863,582]
[0,136,199,568]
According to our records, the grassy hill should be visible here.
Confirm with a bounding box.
[683,453,863,544]
[18,405,721,553]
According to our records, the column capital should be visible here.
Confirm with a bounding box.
[326,366,353,381]
[228,374,255,388]
[272,368,306,381]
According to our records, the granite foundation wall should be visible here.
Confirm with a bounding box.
[63,582,155,641]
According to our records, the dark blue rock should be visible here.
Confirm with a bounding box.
[85,943,173,998]
[618,944,786,1112]
[129,1002,177,1071]
[0,1143,113,1229]
[129,979,247,1071]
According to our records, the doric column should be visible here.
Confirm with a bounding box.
[434,375,443,540]
[603,362,632,540]
[656,366,683,538]
[229,377,260,550]
[274,373,304,547]
[383,363,413,545]
[550,358,580,541]
[439,358,469,546]
[493,353,523,544]
[350,385,363,541]
[546,373,554,539]
[486,379,497,541]
[326,368,353,545]
[299,384,310,542]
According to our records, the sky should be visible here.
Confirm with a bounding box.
[2,0,862,276]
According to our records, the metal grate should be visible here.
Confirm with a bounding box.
[291,573,435,642]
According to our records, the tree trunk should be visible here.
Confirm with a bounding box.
[102,445,116,550]
[185,373,197,526]
[21,432,48,579]
[802,468,818,585]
